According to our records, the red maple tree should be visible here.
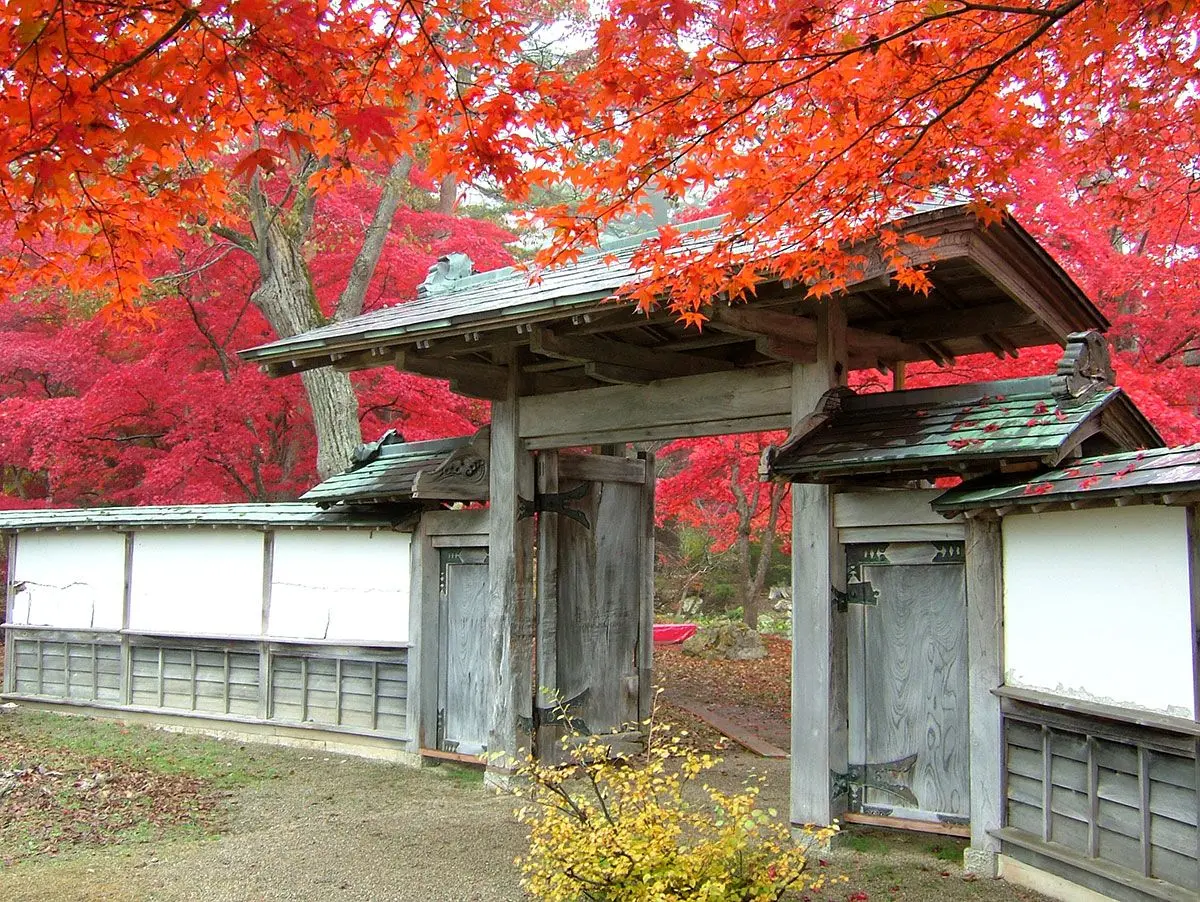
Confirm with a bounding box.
[0,192,512,508]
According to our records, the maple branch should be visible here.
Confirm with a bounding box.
[205,455,256,500]
[4,1,60,75]
[210,224,257,257]
[334,155,414,322]
[90,8,198,92]
[151,245,235,282]
[178,282,233,380]
[294,152,327,243]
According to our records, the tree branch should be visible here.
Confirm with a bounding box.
[211,224,258,256]
[334,155,414,322]
[90,9,198,92]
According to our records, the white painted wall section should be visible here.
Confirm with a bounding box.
[129,530,264,637]
[10,532,126,629]
[269,530,411,643]
[1002,506,1195,718]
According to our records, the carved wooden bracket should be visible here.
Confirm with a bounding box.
[759,385,855,480]
[1051,330,1115,400]
[411,426,490,501]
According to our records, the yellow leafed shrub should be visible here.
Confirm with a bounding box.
[500,704,837,902]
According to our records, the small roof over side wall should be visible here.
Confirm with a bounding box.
[302,429,489,507]
[239,206,1109,398]
[933,445,1200,515]
[766,332,1162,485]
[0,503,416,532]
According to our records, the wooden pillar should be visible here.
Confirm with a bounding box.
[1188,506,1200,727]
[486,355,536,783]
[790,298,848,828]
[3,534,16,694]
[119,531,134,706]
[637,451,656,724]
[534,449,560,759]
[964,516,1004,876]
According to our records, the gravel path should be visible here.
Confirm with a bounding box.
[0,736,1049,902]
[2,751,527,902]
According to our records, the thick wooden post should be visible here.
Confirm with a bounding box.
[535,449,560,759]
[790,298,848,829]
[486,356,537,783]
[964,516,1004,876]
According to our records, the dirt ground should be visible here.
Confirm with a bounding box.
[655,633,793,751]
[0,704,1054,902]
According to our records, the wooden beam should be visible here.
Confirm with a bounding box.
[531,328,734,379]
[484,353,536,784]
[711,304,819,344]
[520,365,793,449]
[964,517,1004,876]
[535,450,560,761]
[395,351,510,401]
[858,302,1036,344]
[756,336,817,364]
[711,304,917,363]
[585,361,661,385]
[790,296,848,829]
[330,345,405,372]
[638,451,655,725]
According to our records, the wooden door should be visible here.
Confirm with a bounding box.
[846,541,970,824]
[436,546,491,756]
[536,451,653,752]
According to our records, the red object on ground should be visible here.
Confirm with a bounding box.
[653,623,698,644]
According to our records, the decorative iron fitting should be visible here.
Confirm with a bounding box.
[517,482,591,529]
[832,581,878,611]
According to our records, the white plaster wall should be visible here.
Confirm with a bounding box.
[269,530,411,643]
[128,530,265,637]
[9,532,126,629]
[1003,506,1195,718]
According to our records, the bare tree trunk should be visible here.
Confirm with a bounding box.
[213,153,426,480]
[730,462,789,630]
[729,458,759,629]
[299,367,362,478]
[437,173,458,215]
[247,206,363,479]
[747,482,788,627]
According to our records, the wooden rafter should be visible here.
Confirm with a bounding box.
[530,327,735,379]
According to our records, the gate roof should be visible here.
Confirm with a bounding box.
[239,206,1108,398]
[765,332,1161,485]
[933,445,1200,515]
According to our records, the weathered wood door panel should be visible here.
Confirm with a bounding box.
[437,547,491,756]
[847,542,970,824]
[537,451,653,748]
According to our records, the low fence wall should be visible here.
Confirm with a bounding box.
[996,688,1199,901]
[5,626,410,744]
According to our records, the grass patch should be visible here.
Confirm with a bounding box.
[839,831,894,855]
[0,709,277,866]
[432,762,486,788]
[922,839,967,862]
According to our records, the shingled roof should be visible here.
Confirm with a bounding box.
[239,206,1109,397]
[765,332,1162,485]
[932,445,1200,515]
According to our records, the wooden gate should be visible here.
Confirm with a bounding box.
[436,546,491,756]
[535,450,654,755]
[846,541,970,825]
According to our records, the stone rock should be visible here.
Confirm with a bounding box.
[681,623,767,661]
